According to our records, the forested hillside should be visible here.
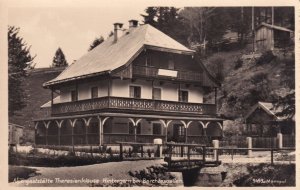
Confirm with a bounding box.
[141,7,295,131]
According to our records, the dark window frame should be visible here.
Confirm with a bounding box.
[71,90,78,102]
[91,86,98,99]
[129,85,141,99]
[178,90,189,102]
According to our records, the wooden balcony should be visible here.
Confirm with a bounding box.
[132,65,204,83]
[51,96,216,116]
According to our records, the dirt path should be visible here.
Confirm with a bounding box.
[10,159,164,187]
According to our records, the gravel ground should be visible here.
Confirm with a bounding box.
[10,159,164,187]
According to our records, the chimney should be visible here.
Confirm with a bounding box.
[113,23,123,42]
[129,20,138,28]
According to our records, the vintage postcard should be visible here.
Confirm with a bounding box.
[0,0,298,189]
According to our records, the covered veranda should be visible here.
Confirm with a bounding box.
[34,112,224,146]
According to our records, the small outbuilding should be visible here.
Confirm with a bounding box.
[255,22,294,51]
[9,123,24,145]
[244,101,295,148]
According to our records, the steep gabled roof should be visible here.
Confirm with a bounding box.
[44,24,194,87]
[244,101,288,122]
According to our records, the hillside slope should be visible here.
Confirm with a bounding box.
[9,67,64,129]
[203,49,294,120]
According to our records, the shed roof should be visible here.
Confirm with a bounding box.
[256,22,294,33]
[44,24,195,87]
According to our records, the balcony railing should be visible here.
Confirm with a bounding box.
[132,65,204,83]
[52,96,216,116]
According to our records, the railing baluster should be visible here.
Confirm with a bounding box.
[52,96,216,115]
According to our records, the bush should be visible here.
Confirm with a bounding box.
[9,150,121,167]
[205,55,225,83]
[256,51,276,65]
[234,58,243,70]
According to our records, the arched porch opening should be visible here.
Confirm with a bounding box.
[73,118,86,145]
[87,117,99,145]
[47,121,59,145]
[166,120,186,143]
[206,121,223,140]
[135,119,165,143]
[187,121,205,144]
[36,122,47,145]
[103,117,132,144]
[60,120,72,145]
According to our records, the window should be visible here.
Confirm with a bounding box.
[130,86,141,98]
[168,60,175,70]
[91,87,98,99]
[153,88,161,100]
[71,90,78,102]
[153,123,162,135]
[173,124,185,137]
[178,90,188,102]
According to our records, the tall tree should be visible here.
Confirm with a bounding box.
[88,36,104,51]
[180,7,230,52]
[141,7,188,45]
[51,47,68,67]
[226,7,252,44]
[141,7,158,26]
[8,26,35,116]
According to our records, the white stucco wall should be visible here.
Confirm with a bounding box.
[59,80,109,103]
[111,79,203,103]
[58,78,203,103]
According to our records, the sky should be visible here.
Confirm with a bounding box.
[7,1,147,68]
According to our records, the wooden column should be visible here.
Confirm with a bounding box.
[85,122,88,145]
[71,121,74,151]
[58,126,61,146]
[134,125,137,142]
[98,118,103,146]
[165,126,168,143]
[185,127,188,143]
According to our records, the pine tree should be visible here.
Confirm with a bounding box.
[52,48,68,67]
[141,7,158,26]
[88,36,104,51]
[8,26,35,116]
